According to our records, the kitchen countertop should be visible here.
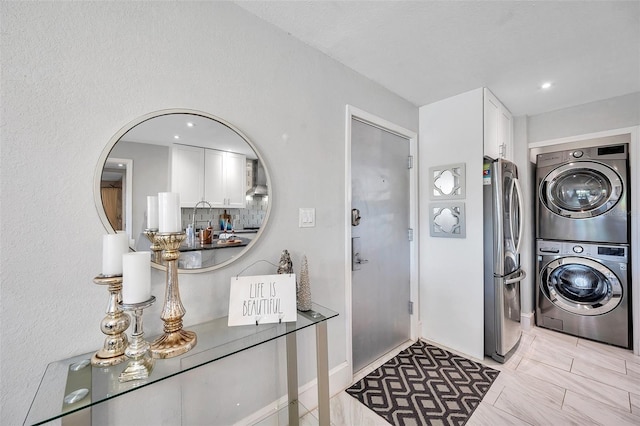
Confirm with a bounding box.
[230,229,259,234]
[180,236,251,252]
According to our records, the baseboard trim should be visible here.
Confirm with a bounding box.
[521,312,535,330]
[234,361,351,425]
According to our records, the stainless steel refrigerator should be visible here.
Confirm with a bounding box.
[483,158,526,363]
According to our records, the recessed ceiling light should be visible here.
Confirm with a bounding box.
[174,135,180,139]
[541,82,552,90]
[118,163,124,167]
[186,122,195,127]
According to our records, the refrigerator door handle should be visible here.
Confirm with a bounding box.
[504,269,526,285]
[512,177,525,255]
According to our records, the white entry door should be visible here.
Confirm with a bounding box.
[351,117,412,373]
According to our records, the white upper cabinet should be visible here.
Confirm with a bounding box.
[172,145,246,209]
[204,150,246,209]
[171,144,205,207]
[483,88,513,161]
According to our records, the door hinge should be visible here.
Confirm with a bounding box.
[408,301,414,315]
[408,228,414,241]
[407,155,413,169]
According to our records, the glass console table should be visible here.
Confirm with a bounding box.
[25,303,338,426]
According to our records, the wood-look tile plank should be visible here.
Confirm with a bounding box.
[571,358,640,395]
[524,340,574,371]
[626,360,640,379]
[332,392,390,426]
[528,337,627,374]
[577,337,638,362]
[490,368,566,408]
[562,390,640,425]
[517,357,631,411]
[530,326,579,348]
[631,393,640,416]
[466,402,532,426]
[494,386,589,425]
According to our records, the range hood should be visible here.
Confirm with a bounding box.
[246,160,268,197]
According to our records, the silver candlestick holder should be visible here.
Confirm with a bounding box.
[150,232,197,359]
[119,296,156,382]
[91,274,131,367]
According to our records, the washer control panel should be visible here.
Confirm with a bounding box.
[537,240,628,262]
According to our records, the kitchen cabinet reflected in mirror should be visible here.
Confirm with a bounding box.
[96,110,271,273]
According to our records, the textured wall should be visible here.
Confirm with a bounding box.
[0,2,417,424]
[418,89,486,360]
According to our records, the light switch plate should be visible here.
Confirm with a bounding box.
[299,208,316,228]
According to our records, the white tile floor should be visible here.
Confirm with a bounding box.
[322,327,640,425]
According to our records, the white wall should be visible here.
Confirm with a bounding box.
[419,88,485,360]
[0,2,418,424]
[527,92,640,143]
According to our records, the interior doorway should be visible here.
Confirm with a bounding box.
[100,158,133,240]
[345,106,419,375]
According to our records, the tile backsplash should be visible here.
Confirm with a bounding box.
[180,196,268,231]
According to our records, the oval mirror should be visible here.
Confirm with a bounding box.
[95,109,271,273]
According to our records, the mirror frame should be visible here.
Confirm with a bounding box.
[94,108,272,273]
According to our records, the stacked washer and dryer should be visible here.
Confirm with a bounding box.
[536,144,631,348]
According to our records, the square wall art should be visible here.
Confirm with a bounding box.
[429,202,466,238]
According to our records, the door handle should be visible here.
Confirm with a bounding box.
[351,208,361,226]
[354,252,369,264]
[505,269,526,285]
[513,177,525,255]
[351,237,368,271]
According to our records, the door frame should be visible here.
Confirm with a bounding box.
[344,105,419,379]
[103,157,133,240]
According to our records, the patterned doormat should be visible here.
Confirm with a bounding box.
[346,340,499,426]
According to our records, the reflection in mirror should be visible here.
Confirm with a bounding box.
[434,170,455,195]
[96,110,271,273]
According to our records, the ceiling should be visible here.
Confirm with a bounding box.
[235,1,640,116]
[119,113,258,158]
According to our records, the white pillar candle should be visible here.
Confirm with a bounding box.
[158,192,181,233]
[102,233,129,276]
[122,252,151,304]
[147,195,159,230]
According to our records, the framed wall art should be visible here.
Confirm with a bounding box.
[428,163,465,200]
[429,202,466,238]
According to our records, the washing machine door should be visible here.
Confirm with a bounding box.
[539,162,623,219]
[540,257,622,316]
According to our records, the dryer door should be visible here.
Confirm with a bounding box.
[540,257,622,316]
[539,162,623,219]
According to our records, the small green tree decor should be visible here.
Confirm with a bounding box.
[297,255,312,312]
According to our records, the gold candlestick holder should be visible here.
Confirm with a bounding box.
[119,296,156,382]
[149,232,197,358]
[91,275,131,367]
[143,228,163,264]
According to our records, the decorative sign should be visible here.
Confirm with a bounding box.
[228,274,297,326]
